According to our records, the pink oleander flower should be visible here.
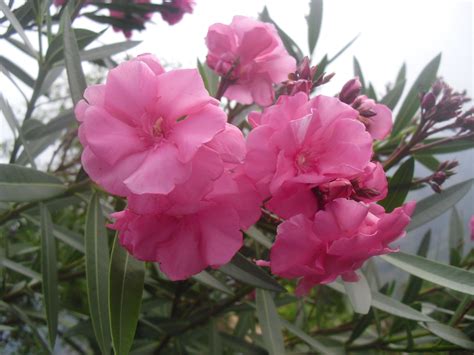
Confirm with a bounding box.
[160,0,195,25]
[109,129,262,280]
[339,78,393,140]
[245,92,374,219]
[268,198,416,295]
[205,16,296,106]
[75,54,226,197]
[109,0,153,38]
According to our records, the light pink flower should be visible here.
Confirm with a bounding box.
[205,16,296,106]
[160,0,195,25]
[269,198,416,295]
[245,93,373,218]
[352,95,393,140]
[338,78,393,140]
[110,153,261,280]
[75,54,226,197]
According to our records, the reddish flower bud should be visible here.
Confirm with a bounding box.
[421,92,436,110]
[339,77,362,104]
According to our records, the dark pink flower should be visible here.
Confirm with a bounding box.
[160,0,195,25]
[75,54,226,197]
[269,199,416,295]
[245,93,373,219]
[205,16,296,106]
[109,0,153,38]
[470,216,474,240]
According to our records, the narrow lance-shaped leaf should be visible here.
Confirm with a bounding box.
[85,193,111,355]
[0,257,41,280]
[392,53,441,135]
[380,252,474,295]
[424,322,474,350]
[353,57,366,89]
[0,164,67,202]
[408,179,473,231]
[209,318,223,355]
[328,281,434,322]
[380,157,415,212]
[414,154,440,171]
[0,0,37,58]
[62,3,87,105]
[40,204,59,349]
[307,0,323,56]
[256,289,285,355]
[0,55,35,87]
[281,318,343,354]
[109,237,145,355]
[401,230,431,304]
[327,34,359,64]
[449,207,464,266]
[219,253,284,292]
[381,79,406,110]
[192,270,233,295]
[343,271,371,314]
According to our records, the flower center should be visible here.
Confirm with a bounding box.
[152,117,164,137]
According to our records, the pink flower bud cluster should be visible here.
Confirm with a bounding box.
[76,17,415,294]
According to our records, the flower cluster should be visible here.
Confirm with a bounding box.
[76,16,415,294]
[75,54,261,280]
[246,89,414,294]
[54,0,195,38]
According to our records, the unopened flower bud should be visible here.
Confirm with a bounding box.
[421,92,436,110]
[432,171,447,185]
[339,77,362,104]
[430,183,442,194]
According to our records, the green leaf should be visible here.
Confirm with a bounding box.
[307,0,323,55]
[327,34,359,64]
[414,154,440,171]
[220,333,267,355]
[328,282,434,322]
[62,5,87,105]
[24,109,76,141]
[415,138,474,155]
[0,0,37,58]
[367,83,377,101]
[408,179,473,231]
[0,257,41,280]
[85,193,111,355]
[45,28,101,66]
[281,318,342,354]
[392,54,441,135]
[209,318,222,355]
[0,164,67,202]
[233,311,254,338]
[380,158,415,212]
[353,57,366,89]
[23,212,84,253]
[78,41,141,62]
[260,7,303,62]
[449,207,464,266]
[245,226,272,249]
[39,204,59,349]
[347,310,375,345]
[109,238,145,355]
[0,55,35,87]
[381,79,406,110]
[197,59,219,97]
[343,272,371,314]
[219,253,284,292]
[424,322,474,350]
[256,289,285,355]
[192,270,233,295]
[380,252,474,295]
[401,230,431,304]
[396,63,407,83]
